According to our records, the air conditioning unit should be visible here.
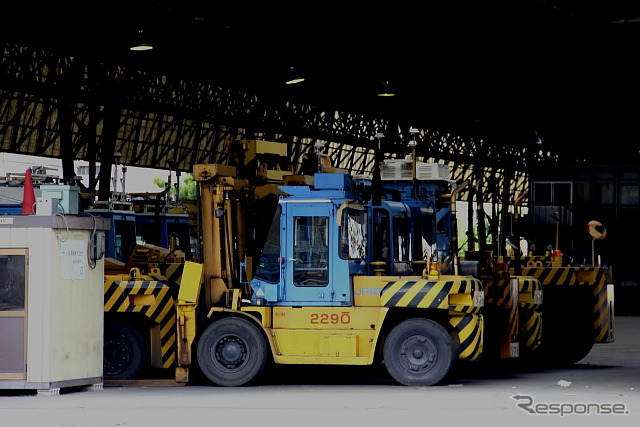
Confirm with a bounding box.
[381,159,450,181]
[381,159,412,180]
[416,162,450,181]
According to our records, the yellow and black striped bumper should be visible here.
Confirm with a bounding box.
[104,273,180,369]
[449,313,484,361]
[515,266,613,344]
[379,277,484,314]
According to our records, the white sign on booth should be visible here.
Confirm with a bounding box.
[60,239,85,280]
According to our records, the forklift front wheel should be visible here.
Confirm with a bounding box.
[383,318,455,386]
[197,317,268,387]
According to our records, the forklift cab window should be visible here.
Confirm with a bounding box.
[436,210,453,255]
[293,216,329,287]
[373,209,390,262]
[394,215,411,262]
[114,219,136,263]
[414,213,436,262]
[339,207,367,260]
[136,223,152,245]
[254,206,281,283]
[167,222,192,260]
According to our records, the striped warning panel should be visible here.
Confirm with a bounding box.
[502,255,552,268]
[519,309,543,352]
[159,263,186,285]
[516,276,543,310]
[515,266,613,346]
[517,266,607,287]
[482,277,514,308]
[380,278,483,313]
[482,277,519,358]
[104,278,178,369]
[515,276,543,353]
[449,314,483,361]
[593,283,614,343]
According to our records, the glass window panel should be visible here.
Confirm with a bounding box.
[254,206,281,283]
[0,254,26,311]
[619,184,640,205]
[294,216,329,287]
[339,208,367,260]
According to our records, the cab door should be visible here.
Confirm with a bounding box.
[283,203,339,305]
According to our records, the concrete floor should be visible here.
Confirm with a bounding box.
[1,316,638,426]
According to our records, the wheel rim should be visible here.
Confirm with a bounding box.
[398,334,438,373]
[104,335,130,375]
[215,335,248,369]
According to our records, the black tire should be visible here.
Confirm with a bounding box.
[197,317,268,387]
[540,319,595,367]
[383,318,455,386]
[538,287,595,367]
[103,322,148,380]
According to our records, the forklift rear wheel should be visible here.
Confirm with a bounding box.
[197,317,268,387]
[103,322,148,380]
[383,318,454,386]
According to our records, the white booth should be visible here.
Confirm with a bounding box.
[0,214,109,394]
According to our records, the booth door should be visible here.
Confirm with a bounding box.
[0,248,27,380]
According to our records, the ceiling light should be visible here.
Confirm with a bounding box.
[130,30,153,51]
[130,42,153,51]
[285,66,305,85]
[377,81,396,97]
[285,77,305,85]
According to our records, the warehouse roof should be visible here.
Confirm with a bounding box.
[2,1,640,163]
